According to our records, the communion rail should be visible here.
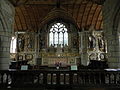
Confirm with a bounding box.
[0,69,120,89]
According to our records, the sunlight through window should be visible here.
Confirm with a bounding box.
[10,36,17,53]
[49,23,68,47]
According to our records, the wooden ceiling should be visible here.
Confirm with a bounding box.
[9,0,105,32]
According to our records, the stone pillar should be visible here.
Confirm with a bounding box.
[103,0,120,68]
[117,18,120,68]
[0,0,15,70]
[79,31,88,66]
[34,33,39,65]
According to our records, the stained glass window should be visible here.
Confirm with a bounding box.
[49,23,68,47]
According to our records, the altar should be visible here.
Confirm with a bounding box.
[42,57,68,66]
[40,52,80,66]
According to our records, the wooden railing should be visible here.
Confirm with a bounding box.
[0,69,120,89]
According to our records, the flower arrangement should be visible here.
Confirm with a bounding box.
[55,62,61,69]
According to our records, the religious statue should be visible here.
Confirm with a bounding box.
[73,37,78,48]
[39,36,45,49]
[88,26,96,50]
[24,34,30,51]
[23,33,34,51]
[18,35,25,52]
[88,35,96,50]
[98,36,105,52]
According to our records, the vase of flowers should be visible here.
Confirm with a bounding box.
[55,62,61,69]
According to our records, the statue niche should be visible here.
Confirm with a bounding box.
[39,35,45,50]
[98,35,105,52]
[88,35,96,50]
[24,34,33,51]
[17,35,25,52]
[17,33,34,52]
[73,37,79,48]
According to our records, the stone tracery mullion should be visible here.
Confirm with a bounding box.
[49,23,68,47]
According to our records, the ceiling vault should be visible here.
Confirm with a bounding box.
[8,0,105,31]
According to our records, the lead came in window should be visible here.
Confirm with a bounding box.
[49,23,68,47]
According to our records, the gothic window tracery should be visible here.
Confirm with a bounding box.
[49,23,68,47]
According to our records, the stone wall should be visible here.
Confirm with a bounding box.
[0,0,14,69]
[103,0,120,68]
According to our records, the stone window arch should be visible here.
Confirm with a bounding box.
[49,22,68,47]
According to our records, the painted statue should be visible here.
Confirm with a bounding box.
[18,35,25,52]
[98,36,105,52]
[88,35,96,49]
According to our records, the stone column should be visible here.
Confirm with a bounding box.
[103,0,120,68]
[34,33,39,65]
[79,30,88,66]
[0,0,15,70]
